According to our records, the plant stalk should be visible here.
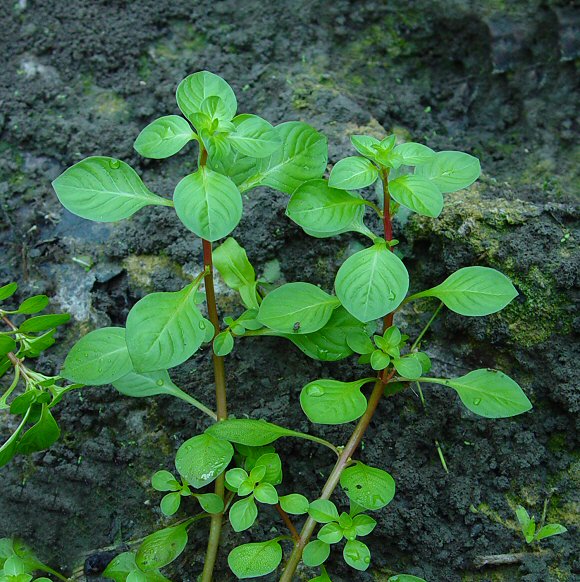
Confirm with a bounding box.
[381,168,394,330]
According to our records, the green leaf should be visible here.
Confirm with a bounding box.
[237,121,328,194]
[213,331,234,356]
[16,295,49,314]
[136,523,188,571]
[393,355,423,380]
[151,470,180,492]
[173,166,242,242]
[303,540,330,567]
[254,483,278,505]
[318,522,344,544]
[227,540,282,579]
[340,462,395,510]
[160,492,181,516]
[516,505,535,543]
[126,283,206,372]
[391,142,435,166]
[52,157,171,222]
[19,329,57,358]
[16,405,60,454]
[279,493,309,515]
[412,266,518,316]
[194,493,224,514]
[535,523,567,541]
[213,238,258,308]
[61,327,133,385]
[134,115,195,159]
[352,514,377,537]
[229,114,281,158]
[226,468,248,489]
[388,575,427,582]
[287,180,366,234]
[258,282,340,334]
[328,157,378,190]
[343,539,371,571]
[370,350,390,371]
[388,175,443,218]
[175,433,234,488]
[300,378,374,425]
[207,418,308,447]
[113,370,192,405]
[0,336,16,357]
[177,71,237,123]
[229,495,258,532]
[0,283,17,301]
[18,314,70,333]
[414,151,481,193]
[351,135,380,159]
[103,553,138,582]
[424,369,532,418]
[253,452,283,486]
[308,499,339,524]
[335,241,409,322]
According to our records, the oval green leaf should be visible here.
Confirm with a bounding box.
[414,151,481,193]
[340,462,396,510]
[391,142,435,166]
[16,404,60,455]
[335,242,409,322]
[229,114,281,158]
[136,524,188,571]
[279,493,309,515]
[328,156,378,190]
[177,71,237,123]
[229,496,258,532]
[388,174,443,217]
[343,539,371,571]
[18,314,70,333]
[52,157,171,222]
[308,499,340,524]
[134,115,194,159]
[206,418,307,446]
[227,540,283,579]
[303,540,330,567]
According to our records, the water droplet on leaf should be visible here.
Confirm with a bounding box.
[306,385,325,397]
[156,379,164,386]
[109,159,120,169]
[473,398,482,405]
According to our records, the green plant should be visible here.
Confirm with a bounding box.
[0,283,76,468]
[0,537,68,581]
[44,71,531,580]
[515,505,567,545]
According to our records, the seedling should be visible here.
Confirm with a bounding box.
[515,505,567,545]
[0,537,69,581]
[37,70,533,580]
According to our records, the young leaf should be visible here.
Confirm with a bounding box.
[207,418,309,447]
[286,180,366,234]
[113,369,191,403]
[126,283,206,372]
[318,522,344,544]
[328,156,379,190]
[303,540,330,567]
[229,114,281,158]
[388,576,427,582]
[343,539,371,571]
[412,266,518,316]
[177,71,237,123]
[0,336,16,357]
[391,142,435,166]
[308,499,340,523]
[18,314,70,333]
[160,492,181,516]
[535,523,567,541]
[227,540,283,579]
[173,166,242,242]
[352,514,377,537]
[17,295,49,314]
[52,157,171,222]
[134,115,195,159]
[16,405,60,455]
[300,378,374,425]
[0,283,18,301]
[388,175,443,218]
[335,241,409,322]
[253,452,283,486]
[175,433,234,488]
[194,493,224,514]
[279,493,309,515]
[370,350,391,371]
[414,151,481,193]
[136,523,188,571]
[351,135,380,159]
[61,327,133,385]
[424,369,532,418]
[254,483,278,505]
[258,282,340,334]
[151,470,180,492]
[340,462,396,510]
[213,331,234,356]
[229,495,258,532]
[393,355,423,380]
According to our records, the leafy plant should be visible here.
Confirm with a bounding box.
[0,283,78,468]
[0,537,69,581]
[515,505,567,545]
[42,70,532,580]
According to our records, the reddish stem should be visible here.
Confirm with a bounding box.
[275,503,300,542]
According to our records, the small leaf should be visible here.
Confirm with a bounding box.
[352,514,377,537]
[340,462,395,510]
[426,369,532,418]
[207,418,309,446]
[177,71,237,123]
[329,157,378,190]
[213,331,234,356]
[18,314,70,333]
[254,483,278,505]
[393,355,423,380]
[126,282,206,372]
[173,166,242,242]
[151,470,180,492]
[303,540,330,567]
[343,539,371,571]
[113,369,191,402]
[534,523,567,541]
[17,295,49,315]
[136,523,188,571]
[226,468,249,489]
[309,565,332,582]
[229,114,281,158]
[318,522,343,544]
[391,142,435,166]
[61,327,133,385]
[0,335,16,357]
[175,433,234,488]
[258,282,340,334]
[414,151,481,193]
[308,499,339,523]
[370,350,390,371]
[52,157,171,222]
[300,378,374,425]
[134,115,194,159]
[227,539,283,579]
[194,493,224,514]
[160,492,181,516]
[335,241,409,322]
[413,266,518,316]
[253,452,283,486]
[515,505,531,533]
[279,493,309,515]
[351,135,380,159]
[287,179,366,234]
[388,175,443,218]
[16,404,60,454]
[0,283,18,301]
[229,495,258,532]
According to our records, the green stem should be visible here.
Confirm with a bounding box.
[0,366,20,409]
[410,301,444,352]
[171,389,217,421]
[297,433,340,456]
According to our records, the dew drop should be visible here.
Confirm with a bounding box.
[473,398,482,406]
[109,159,120,169]
[317,348,328,358]
[364,556,370,564]
[388,291,396,300]
[97,367,103,373]
[156,379,164,386]
[83,352,89,358]
[198,321,206,330]
[306,385,325,397]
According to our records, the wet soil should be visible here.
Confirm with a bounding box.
[0,1,578,581]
